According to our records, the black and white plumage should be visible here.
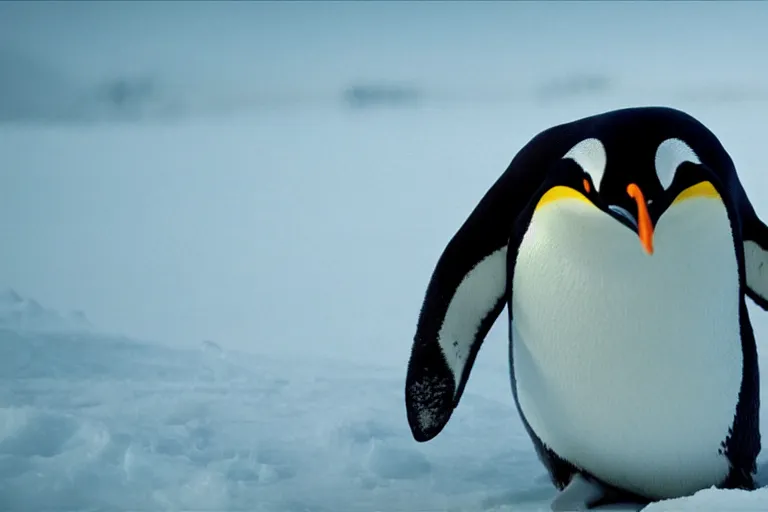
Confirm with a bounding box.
[404,106,767,508]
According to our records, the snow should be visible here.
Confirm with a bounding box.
[3,2,768,510]
[0,298,766,511]
[0,315,537,511]
[643,487,768,511]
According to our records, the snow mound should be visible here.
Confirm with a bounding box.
[0,288,92,333]
[644,486,768,511]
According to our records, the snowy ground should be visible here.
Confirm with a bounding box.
[0,320,537,511]
[1,286,768,511]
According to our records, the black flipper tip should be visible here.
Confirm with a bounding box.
[405,365,456,442]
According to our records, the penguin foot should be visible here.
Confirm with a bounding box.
[550,474,603,511]
[551,474,648,511]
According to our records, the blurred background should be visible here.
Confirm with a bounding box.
[2,0,768,366]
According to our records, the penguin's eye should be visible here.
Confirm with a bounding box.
[654,138,700,190]
[562,138,607,193]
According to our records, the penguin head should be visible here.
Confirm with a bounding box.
[540,137,724,255]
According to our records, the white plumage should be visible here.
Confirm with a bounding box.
[511,191,743,500]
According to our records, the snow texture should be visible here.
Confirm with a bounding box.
[0,293,766,511]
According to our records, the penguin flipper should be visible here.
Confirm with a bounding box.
[404,131,557,442]
[744,215,768,310]
[404,244,508,441]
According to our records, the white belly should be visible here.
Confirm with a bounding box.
[511,195,743,500]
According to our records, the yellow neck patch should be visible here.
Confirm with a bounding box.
[535,181,721,212]
[535,186,592,212]
[671,181,721,205]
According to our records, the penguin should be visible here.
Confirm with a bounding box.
[404,106,768,509]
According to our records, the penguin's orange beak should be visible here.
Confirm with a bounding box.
[627,183,654,255]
